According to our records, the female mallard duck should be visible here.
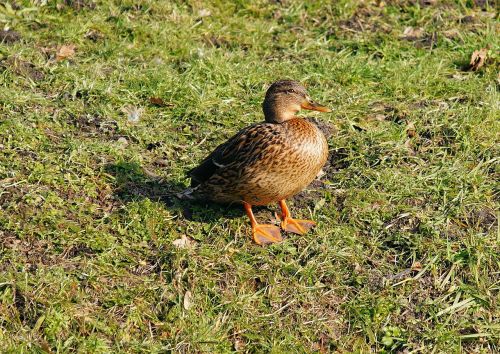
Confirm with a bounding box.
[185,80,331,245]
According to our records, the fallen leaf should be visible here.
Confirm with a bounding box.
[0,29,22,44]
[353,263,362,273]
[121,106,143,123]
[404,139,416,156]
[117,137,128,146]
[406,121,416,138]
[173,235,193,249]
[233,336,245,351]
[411,261,423,271]
[153,158,169,167]
[149,97,174,107]
[402,27,424,39]
[85,29,104,41]
[142,167,158,178]
[367,114,387,122]
[451,73,468,81]
[313,198,326,213]
[467,48,487,71]
[183,290,193,310]
[443,29,460,40]
[149,97,165,106]
[198,8,211,17]
[56,44,76,61]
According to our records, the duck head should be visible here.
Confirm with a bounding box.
[262,80,331,123]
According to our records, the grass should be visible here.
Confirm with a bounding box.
[0,0,499,352]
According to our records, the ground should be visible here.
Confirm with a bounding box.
[0,0,499,352]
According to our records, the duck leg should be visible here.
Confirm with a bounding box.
[278,200,316,235]
[243,202,282,245]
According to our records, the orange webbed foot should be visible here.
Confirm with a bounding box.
[244,202,283,246]
[280,217,316,235]
[278,199,317,235]
[252,224,283,245]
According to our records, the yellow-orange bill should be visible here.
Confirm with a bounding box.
[301,100,332,112]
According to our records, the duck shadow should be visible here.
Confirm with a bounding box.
[105,161,275,223]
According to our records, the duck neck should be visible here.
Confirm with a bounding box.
[263,105,299,123]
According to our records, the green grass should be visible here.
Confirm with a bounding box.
[0,0,499,352]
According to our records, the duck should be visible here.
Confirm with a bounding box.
[184,80,331,245]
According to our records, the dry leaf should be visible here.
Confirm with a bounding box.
[117,137,128,146]
[411,262,423,271]
[56,44,76,61]
[404,139,416,156]
[183,290,193,310]
[367,114,387,122]
[402,27,424,39]
[468,48,487,71]
[406,121,416,138]
[173,235,192,249]
[233,336,245,351]
[149,97,174,107]
[452,73,467,81]
[443,29,460,40]
[198,8,211,17]
[149,97,165,106]
[85,29,104,41]
[121,106,143,123]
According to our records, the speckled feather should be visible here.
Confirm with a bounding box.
[188,118,328,205]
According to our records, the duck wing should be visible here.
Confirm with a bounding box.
[188,122,277,187]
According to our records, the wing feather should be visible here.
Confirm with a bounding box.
[188,123,275,187]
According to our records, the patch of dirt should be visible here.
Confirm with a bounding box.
[62,244,96,258]
[418,126,458,151]
[470,0,490,9]
[85,28,104,41]
[383,213,421,233]
[324,147,350,177]
[464,208,497,233]
[202,34,231,48]
[458,15,476,24]
[146,141,163,150]
[369,103,409,124]
[387,0,448,8]
[416,0,438,5]
[0,231,56,269]
[0,180,28,208]
[130,250,163,276]
[0,56,45,81]
[201,34,249,51]
[337,5,391,34]
[292,189,324,210]
[293,291,347,345]
[389,274,444,331]
[12,286,46,326]
[64,0,96,10]
[401,30,439,49]
[69,114,119,136]
[0,29,22,44]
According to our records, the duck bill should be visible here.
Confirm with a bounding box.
[301,100,331,113]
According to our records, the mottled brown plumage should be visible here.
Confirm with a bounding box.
[185,80,331,245]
